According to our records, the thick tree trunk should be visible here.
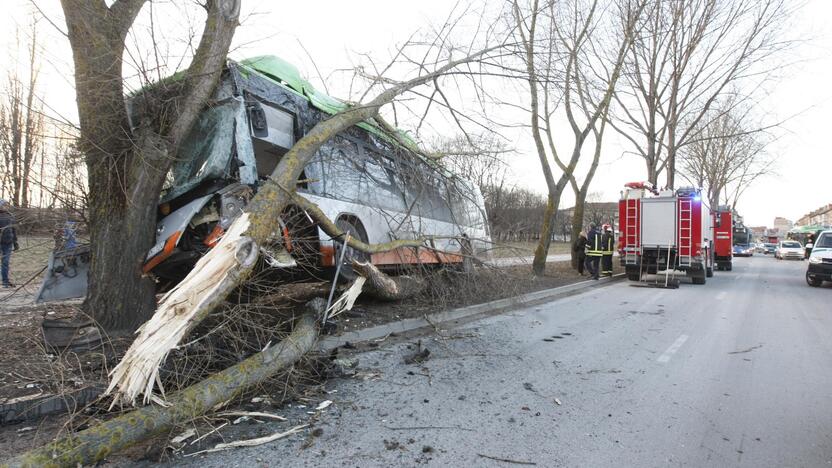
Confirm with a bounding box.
[532,195,557,276]
[60,0,241,333]
[7,312,319,468]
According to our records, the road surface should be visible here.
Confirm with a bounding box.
[171,255,832,467]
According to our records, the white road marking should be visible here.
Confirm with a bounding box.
[716,291,727,300]
[657,334,689,363]
[734,275,741,281]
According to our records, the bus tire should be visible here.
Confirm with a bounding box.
[333,217,370,282]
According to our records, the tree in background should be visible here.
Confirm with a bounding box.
[0,20,44,208]
[679,96,774,210]
[510,0,642,276]
[613,0,794,188]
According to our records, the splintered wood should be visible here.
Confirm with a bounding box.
[106,214,257,406]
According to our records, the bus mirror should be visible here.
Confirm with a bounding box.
[248,103,269,138]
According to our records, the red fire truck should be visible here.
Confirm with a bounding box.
[712,206,733,271]
[618,183,714,284]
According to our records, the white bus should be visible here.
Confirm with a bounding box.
[37,55,490,301]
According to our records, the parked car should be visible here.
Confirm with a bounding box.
[763,243,777,255]
[775,240,804,260]
[806,231,832,287]
[732,244,754,257]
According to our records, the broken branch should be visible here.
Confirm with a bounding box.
[7,312,318,468]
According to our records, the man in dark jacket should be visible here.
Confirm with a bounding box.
[0,200,19,288]
[601,224,614,277]
[573,231,588,275]
[584,224,602,280]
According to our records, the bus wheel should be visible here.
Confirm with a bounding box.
[333,217,370,282]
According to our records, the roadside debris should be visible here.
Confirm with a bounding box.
[477,453,537,465]
[186,424,308,456]
[728,344,763,355]
[403,341,431,364]
[331,357,359,377]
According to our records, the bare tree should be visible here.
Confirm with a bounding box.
[510,0,641,275]
[613,0,794,188]
[679,97,774,209]
[57,0,241,332]
[430,133,512,197]
[0,20,45,208]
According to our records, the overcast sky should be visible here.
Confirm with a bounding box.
[2,0,831,227]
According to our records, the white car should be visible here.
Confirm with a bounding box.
[775,240,804,260]
[807,231,832,287]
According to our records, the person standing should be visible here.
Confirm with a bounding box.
[584,223,602,280]
[574,231,588,276]
[601,224,614,277]
[0,200,19,288]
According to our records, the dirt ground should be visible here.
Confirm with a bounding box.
[0,239,616,463]
[1,235,57,308]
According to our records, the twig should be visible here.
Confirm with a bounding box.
[383,425,474,432]
[214,411,287,422]
[189,421,228,446]
[477,453,537,465]
[185,424,308,456]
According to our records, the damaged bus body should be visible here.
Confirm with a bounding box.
[37,56,490,302]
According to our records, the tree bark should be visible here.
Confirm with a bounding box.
[60,0,240,332]
[351,260,425,301]
[7,312,318,468]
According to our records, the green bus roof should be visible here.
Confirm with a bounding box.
[238,55,422,152]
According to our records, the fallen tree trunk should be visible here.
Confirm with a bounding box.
[351,261,425,301]
[6,312,318,468]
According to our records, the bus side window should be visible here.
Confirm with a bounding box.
[317,137,362,202]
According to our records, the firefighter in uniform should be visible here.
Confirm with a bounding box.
[584,223,603,280]
[601,224,614,277]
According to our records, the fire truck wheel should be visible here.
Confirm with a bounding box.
[726,263,733,271]
[706,266,714,278]
[691,271,706,285]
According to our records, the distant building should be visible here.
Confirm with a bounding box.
[796,203,832,227]
[773,217,793,232]
[749,226,767,241]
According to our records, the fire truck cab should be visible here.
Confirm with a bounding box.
[712,206,733,271]
[618,184,713,284]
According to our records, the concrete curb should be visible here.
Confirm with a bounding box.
[318,273,624,351]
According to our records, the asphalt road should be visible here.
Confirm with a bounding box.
[172,255,832,468]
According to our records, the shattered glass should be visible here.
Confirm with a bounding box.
[162,102,237,201]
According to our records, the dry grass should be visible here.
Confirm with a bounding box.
[4,235,54,287]
[488,241,571,258]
